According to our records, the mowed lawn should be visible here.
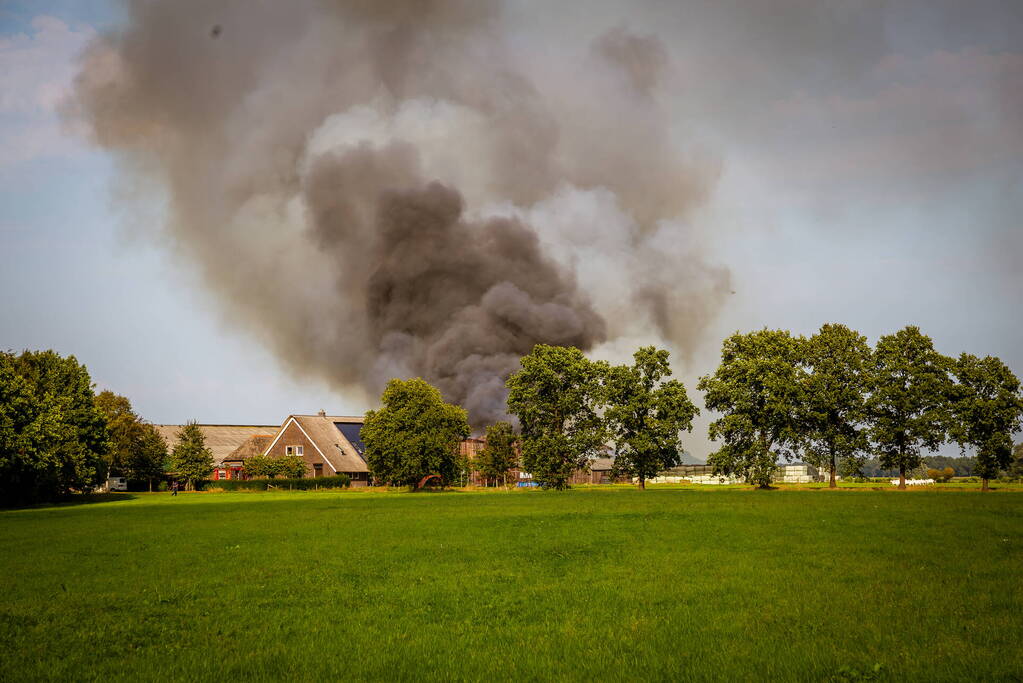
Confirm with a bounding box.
[1,488,1021,681]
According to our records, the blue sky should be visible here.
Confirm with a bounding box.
[1,1,1020,459]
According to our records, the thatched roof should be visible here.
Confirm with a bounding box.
[154,424,279,466]
[283,415,368,473]
[225,434,276,461]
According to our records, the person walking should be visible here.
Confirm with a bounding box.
[171,480,179,496]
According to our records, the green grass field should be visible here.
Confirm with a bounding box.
[2,487,1021,681]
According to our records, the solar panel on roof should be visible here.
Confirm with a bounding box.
[335,422,366,456]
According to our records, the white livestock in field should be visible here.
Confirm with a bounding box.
[890,478,935,486]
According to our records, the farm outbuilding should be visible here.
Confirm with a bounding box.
[651,464,742,485]
[568,456,617,485]
[154,424,280,479]
[651,462,824,485]
[775,463,822,483]
[218,434,276,480]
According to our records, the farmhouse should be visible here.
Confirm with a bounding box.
[263,413,370,485]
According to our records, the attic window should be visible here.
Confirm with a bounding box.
[286,445,304,457]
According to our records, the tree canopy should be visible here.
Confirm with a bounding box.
[94,390,167,488]
[697,329,803,488]
[949,353,1023,489]
[606,346,698,489]
[799,324,871,488]
[474,421,519,486]
[1010,443,1023,480]
[171,421,215,490]
[362,378,469,488]
[0,350,109,505]
[506,344,608,489]
[866,326,952,489]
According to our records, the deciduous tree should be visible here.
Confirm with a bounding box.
[362,378,469,488]
[171,421,215,490]
[133,423,170,489]
[866,326,951,490]
[277,455,308,479]
[506,345,608,490]
[243,454,273,478]
[94,391,135,476]
[799,324,871,488]
[94,390,168,490]
[697,330,803,489]
[1009,443,1023,481]
[606,346,698,489]
[949,354,1023,491]
[474,422,518,487]
[0,350,109,505]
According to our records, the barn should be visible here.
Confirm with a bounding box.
[154,424,280,480]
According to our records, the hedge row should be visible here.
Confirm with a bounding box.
[202,474,351,491]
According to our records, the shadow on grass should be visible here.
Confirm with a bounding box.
[3,492,139,511]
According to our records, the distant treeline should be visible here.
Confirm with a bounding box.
[860,456,978,478]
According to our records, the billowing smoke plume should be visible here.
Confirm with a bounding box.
[68,0,730,426]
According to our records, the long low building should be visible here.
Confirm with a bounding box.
[651,462,823,485]
[153,424,280,472]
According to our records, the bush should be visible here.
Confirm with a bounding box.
[927,467,955,483]
[204,474,351,491]
[243,454,307,480]
[157,481,169,492]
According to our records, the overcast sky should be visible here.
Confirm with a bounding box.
[1,0,1020,460]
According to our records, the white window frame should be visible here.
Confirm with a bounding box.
[285,445,305,457]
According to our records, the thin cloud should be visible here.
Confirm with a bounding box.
[0,15,94,167]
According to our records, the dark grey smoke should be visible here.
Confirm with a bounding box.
[303,142,605,423]
[68,0,730,426]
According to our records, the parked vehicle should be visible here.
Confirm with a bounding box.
[105,477,128,492]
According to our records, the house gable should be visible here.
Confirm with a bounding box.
[263,417,336,476]
[261,415,370,481]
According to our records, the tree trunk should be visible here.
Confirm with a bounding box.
[828,443,837,488]
[638,474,645,490]
[982,477,990,492]
[898,465,906,490]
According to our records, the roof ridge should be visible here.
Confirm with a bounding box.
[153,423,279,427]
[292,415,365,420]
